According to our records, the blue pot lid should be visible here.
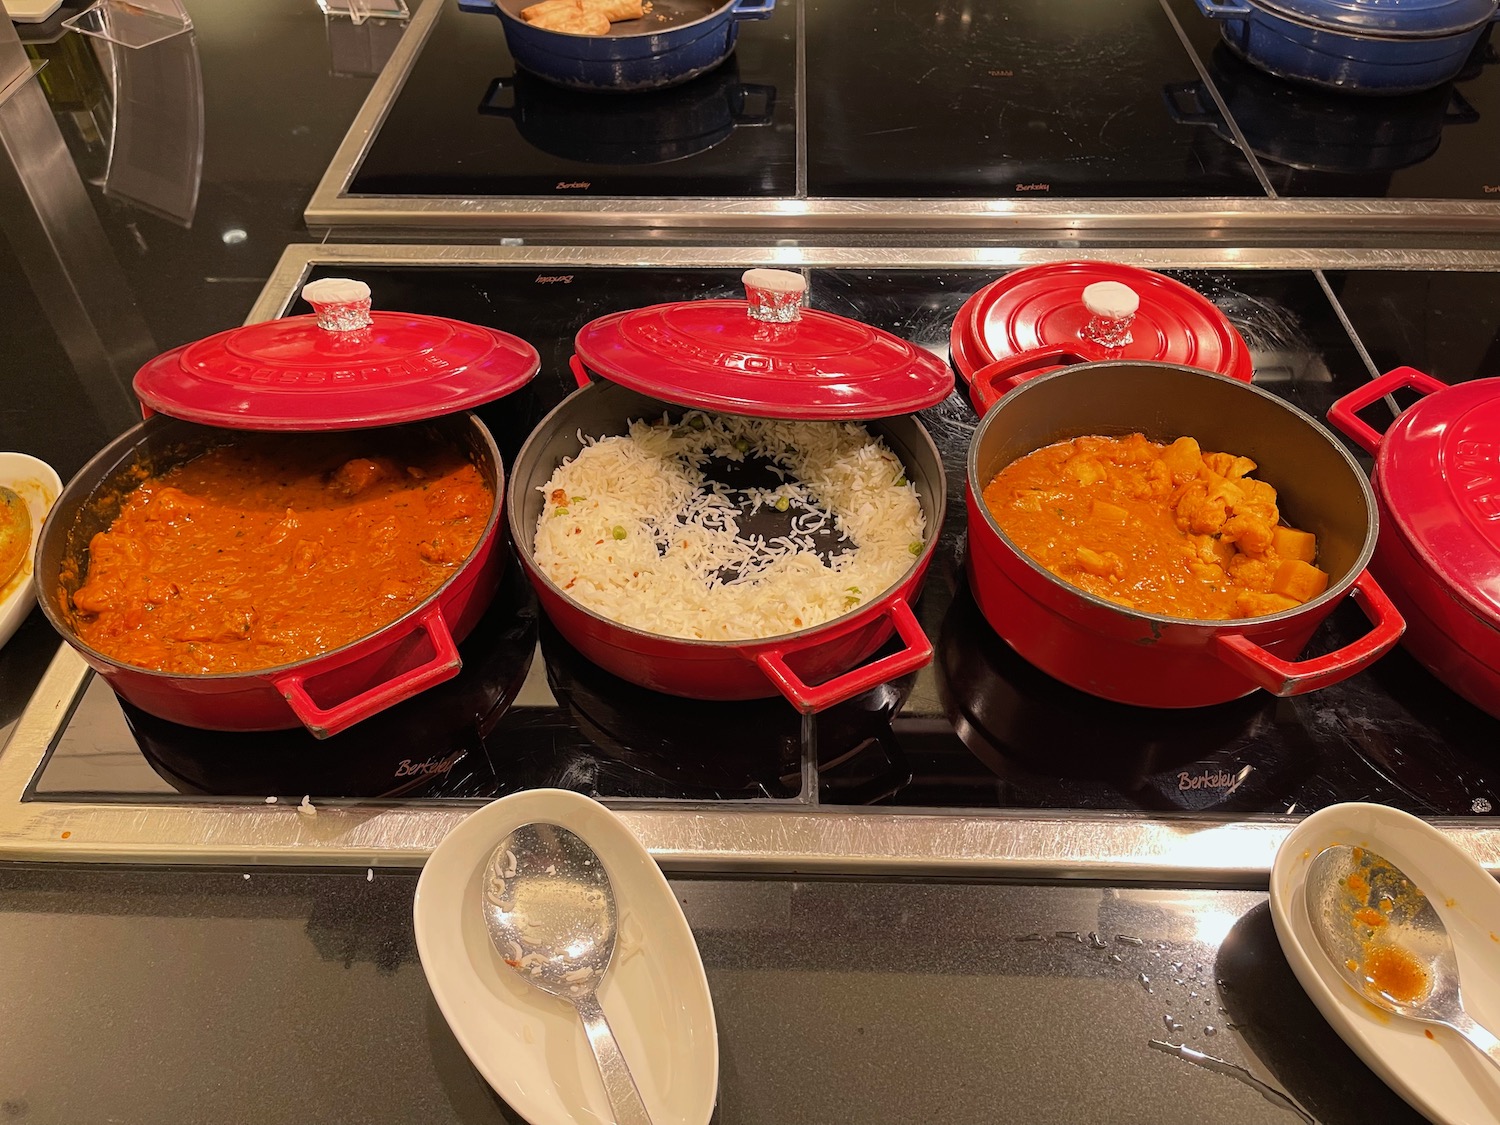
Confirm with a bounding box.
[1252,0,1497,38]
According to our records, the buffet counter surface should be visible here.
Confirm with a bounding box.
[0,0,1494,1121]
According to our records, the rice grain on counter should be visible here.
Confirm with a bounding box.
[533,411,924,640]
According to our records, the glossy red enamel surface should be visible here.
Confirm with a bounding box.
[950,261,1255,385]
[573,298,954,419]
[134,311,540,430]
[1374,377,1500,623]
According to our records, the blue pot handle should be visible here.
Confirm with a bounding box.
[1192,0,1254,18]
[455,0,496,13]
[729,0,776,22]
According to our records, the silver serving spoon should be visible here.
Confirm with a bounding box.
[1306,843,1500,1071]
[482,823,653,1125]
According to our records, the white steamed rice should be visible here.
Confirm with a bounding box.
[532,411,925,641]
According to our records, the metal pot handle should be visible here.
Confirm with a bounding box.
[479,76,518,117]
[733,84,777,126]
[754,596,932,713]
[1192,0,1253,18]
[1326,366,1449,454]
[729,0,775,21]
[970,347,1091,414]
[1210,570,1405,696]
[456,0,497,13]
[271,606,463,739]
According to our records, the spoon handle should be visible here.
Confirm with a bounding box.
[575,992,654,1125]
[1445,1011,1500,1074]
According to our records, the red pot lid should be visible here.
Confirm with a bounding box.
[949,261,1254,384]
[1377,375,1500,624]
[573,269,954,420]
[133,279,540,431]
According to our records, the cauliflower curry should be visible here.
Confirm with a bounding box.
[982,433,1327,620]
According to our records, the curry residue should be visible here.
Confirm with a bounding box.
[982,433,1328,620]
[68,433,490,675]
[1362,945,1428,1004]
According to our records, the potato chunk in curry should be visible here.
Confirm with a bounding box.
[982,433,1327,621]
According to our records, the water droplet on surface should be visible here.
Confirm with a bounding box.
[1110,953,1124,964]
[1016,933,1046,942]
[1088,932,1107,949]
[1139,973,1153,993]
[1116,935,1145,946]
[1205,1025,1218,1036]
[1164,1015,1184,1033]
[1473,797,1492,814]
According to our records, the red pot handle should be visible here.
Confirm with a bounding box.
[754,596,932,713]
[1211,570,1405,697]
[270,605,462,739]
[970,347,1090,415]
[1326,366,1449,455]
[569,354,593,390]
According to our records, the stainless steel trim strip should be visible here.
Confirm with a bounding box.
[12,241,1500,878]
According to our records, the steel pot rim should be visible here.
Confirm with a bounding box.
[38,411,507,682]
[965,359,1381,630]
[507,382,947,652]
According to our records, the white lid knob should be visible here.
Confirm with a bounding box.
[742,268,807,297]
[301,278,372,305]
[1082,280,1139,320]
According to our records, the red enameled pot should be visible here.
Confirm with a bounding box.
[1328,367,1500,718]
[508,379,945,711]
[38,413,507,738]
[35,279,538,738]
[966,361,1404,708]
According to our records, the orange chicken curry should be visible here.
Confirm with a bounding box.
[68,433,491,675]
[982,433,1328,620]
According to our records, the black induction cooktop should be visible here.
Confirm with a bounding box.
[26,261,1500,819]
[340,0,1500,205]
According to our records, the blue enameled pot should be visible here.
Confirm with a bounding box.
[1193,0,1499,94]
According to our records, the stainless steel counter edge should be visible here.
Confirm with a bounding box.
[9,241,1500,878]
[3,654,1499,877]
[303,0,1500,235]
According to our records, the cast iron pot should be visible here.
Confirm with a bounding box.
[37,413,507,738]
[965,361,1404,708]
[1194,0,1500,94]
[507,379,944,712]
[457,0,775,93]
[478,65,775,164]
[1165,46,1480,173]
[1328,367,1500,718]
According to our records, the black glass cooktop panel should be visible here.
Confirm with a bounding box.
[1164,0,1500,201]
[348,0,798,197]
[1323,270,1500,383]
[802,0,1265,199]
[27,264,1500,818]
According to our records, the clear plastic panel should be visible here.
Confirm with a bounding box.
[316,0,409,28]
[61,0,192,49]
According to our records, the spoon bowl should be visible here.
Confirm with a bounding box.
[483,821,655,1125]
[1306,843,1500,1072]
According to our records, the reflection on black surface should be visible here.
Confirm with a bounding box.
[1324,269,1500,386]
[477,60,776,166]
[128,562,538,799]
[934,583,1293,813]
[350,0,796,196]
[536,615,805,800]
[1215,904,1427,1125]
[803,0,1264,198]
[1192,45,1480,180]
